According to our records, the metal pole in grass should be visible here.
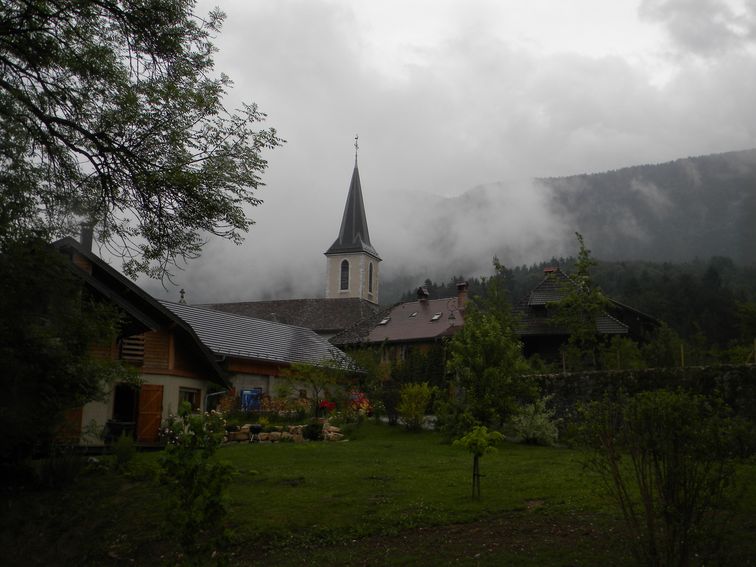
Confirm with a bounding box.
[455,426,502,500]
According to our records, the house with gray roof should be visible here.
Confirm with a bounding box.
[54,236,353,445]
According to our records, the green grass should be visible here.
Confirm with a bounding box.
[3,421,756,566]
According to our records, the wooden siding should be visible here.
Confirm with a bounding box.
[143,329,170,370]
[225,357,285,377]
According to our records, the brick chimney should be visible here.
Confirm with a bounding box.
[80,223,94,252]
[417,286,430,302]
[456,281,468,310]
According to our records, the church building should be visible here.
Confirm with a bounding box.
[204,149,382,339]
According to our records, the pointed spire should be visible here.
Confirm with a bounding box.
[325,146,380,259]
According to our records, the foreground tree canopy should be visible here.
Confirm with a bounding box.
[0,0,282,278]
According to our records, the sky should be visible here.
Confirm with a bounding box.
[139,0,756,304]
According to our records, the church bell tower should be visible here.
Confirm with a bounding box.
[324,137,381,304]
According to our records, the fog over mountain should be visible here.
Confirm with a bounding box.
[133,1,756,305]
[138,148,755,306]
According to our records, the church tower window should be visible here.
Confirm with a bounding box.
[340,259,349,290]
[369,262,374,293]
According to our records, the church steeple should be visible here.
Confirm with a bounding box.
[325,142,381,303]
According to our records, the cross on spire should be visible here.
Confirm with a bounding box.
[354,133,359,164]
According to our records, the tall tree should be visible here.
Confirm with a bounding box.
[0,0,281,277]
[447,260,532,426]
[553,233,610,370]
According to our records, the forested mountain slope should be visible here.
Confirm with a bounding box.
[541,148,756,264]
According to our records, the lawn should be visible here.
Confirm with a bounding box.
[4,422,756,566]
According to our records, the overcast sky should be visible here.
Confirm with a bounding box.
[140,0,756,304]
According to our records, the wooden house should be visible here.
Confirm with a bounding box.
[54,237,351,445]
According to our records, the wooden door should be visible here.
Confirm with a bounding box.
[137,384,163,443]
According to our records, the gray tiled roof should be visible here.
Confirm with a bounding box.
[517,268,629,335]
[201,297,381,334]
[161,301,351,367]
[325,164,380,259]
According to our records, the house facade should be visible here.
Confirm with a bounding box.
[55,237,353,445]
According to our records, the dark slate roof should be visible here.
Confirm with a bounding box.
[514,304,629,336]
[201,297,381,334]
[517,268,629,336]
[325,164,380,259]
[528,268,572,305]
[333,297,465,346]
[161,301,352,368]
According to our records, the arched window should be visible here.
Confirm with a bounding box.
[340,259,349,290]
[368,262,374,293]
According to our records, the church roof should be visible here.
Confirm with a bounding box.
[325,164,380,259]
[200,297,381,335]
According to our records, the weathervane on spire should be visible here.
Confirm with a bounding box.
[354,133,359,164]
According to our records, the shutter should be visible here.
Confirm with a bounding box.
[136,384,163,443]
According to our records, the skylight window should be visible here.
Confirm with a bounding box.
[431,312,442,321]
[378,317,391,325]
[409,312,418,318]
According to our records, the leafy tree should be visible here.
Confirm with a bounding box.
[282,359,348,417]
[447,260,532,426]
[552,233,611,370]
[0,0,281,278]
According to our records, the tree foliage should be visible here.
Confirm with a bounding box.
[552,233,610,370]
[447,260,532,425]
[580,390,751,566]
[0,0,281,278]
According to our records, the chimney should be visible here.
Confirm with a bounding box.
[544,267,559,275]
[80,223,94,252]
[456,281,468,310]
[417,286,429,302]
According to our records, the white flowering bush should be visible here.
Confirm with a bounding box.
[159,402,231,564]
[510,396,560,446]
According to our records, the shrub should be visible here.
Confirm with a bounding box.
[579,389,752,566]
[510,396,559,446]
[159,402,231,564]
[112,433,136,472]
[397,382,433,431]
[434,399,479,443]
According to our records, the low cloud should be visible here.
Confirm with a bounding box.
[137,1,756,304]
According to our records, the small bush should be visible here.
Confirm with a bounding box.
[112,433,136,472]
[579,389,753,566]
[510,396,559,446]
[397,382,433,431]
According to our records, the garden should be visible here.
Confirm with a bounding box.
[3,398,756,566]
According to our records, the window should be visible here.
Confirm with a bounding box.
[120,334,145,365]
[368,262,374,293]
[179,387,201,411]
[340,259,349,290]
[378,316,391,325]
[431,312,442,321]
[409,312,418,318]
